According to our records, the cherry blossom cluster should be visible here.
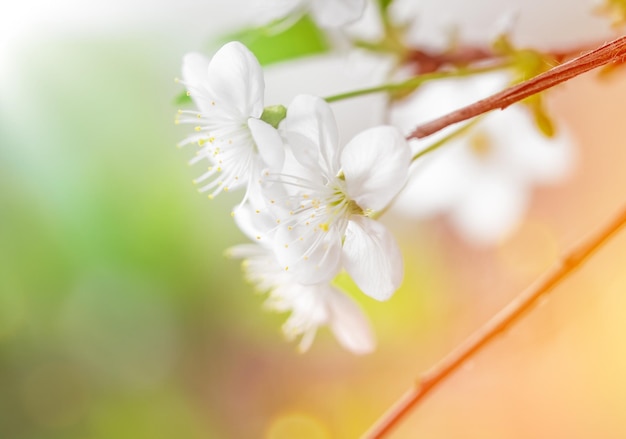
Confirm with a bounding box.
[177,41,409,353]
[175,0,583,353]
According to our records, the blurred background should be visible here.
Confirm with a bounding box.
[2,1,626,438]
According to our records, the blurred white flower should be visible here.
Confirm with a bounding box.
[260,95,409,300]
[390,72,574,246]
[254,0,366,28]
[389,0,614,50]
[176,42,283,199]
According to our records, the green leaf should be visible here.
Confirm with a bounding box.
[218,15,329,67]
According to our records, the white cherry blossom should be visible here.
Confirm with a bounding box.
[390,72,574,245]
[229,200,375,354]
[176,42,283,199]
[260,95,409,300]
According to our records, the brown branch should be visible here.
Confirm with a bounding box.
[408,34,626,140]
[404,46,496,74]
[362,205,626,438]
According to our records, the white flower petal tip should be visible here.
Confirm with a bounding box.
[342,125,411,212]
[343,217,404,301]
[327,289,376,354]
[177,42,281,200]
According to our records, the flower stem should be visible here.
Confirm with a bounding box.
[411,118,481,163]
[323,63,508,103]
[361,204,626,438]
[408,34,626,139]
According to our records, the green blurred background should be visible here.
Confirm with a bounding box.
[3,2,626,438]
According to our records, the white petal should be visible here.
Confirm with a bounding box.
[311,0,366,27]
[484,106,575,184]
[248,118,285,171]
[233,198,278,244]
[341,126,410,212]
[181,53,214,114]
[272,225,343,285]
[226,243,266,260]
[250,0,307,26]
[450,170,529,246]
[206,41,265,118]
[284,94,340,176]
[181,52,209,87]
[343,216,403,301]
[391,0,614,50]
[391,140,478,217]
[325,286,375,354]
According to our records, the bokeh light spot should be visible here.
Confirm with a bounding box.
[266,412,331,439]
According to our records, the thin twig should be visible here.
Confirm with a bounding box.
[408,34,626,139]
[362,206,626,438]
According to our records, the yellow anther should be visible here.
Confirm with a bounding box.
[186,91,191,96]
[255,210,260,214]
[256,235,261,240]
[319,223,329,232]
[276,219,281,224]
[230,211,235,217]
[224,187,229,192]
[198,139,205,146]
[284,266,289,271]
[194,126,201,132]
[208,194,214,200]
[211,101,216,106]
[287,226,293,231]
[284,244,289,248]
[208,137,215,143]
